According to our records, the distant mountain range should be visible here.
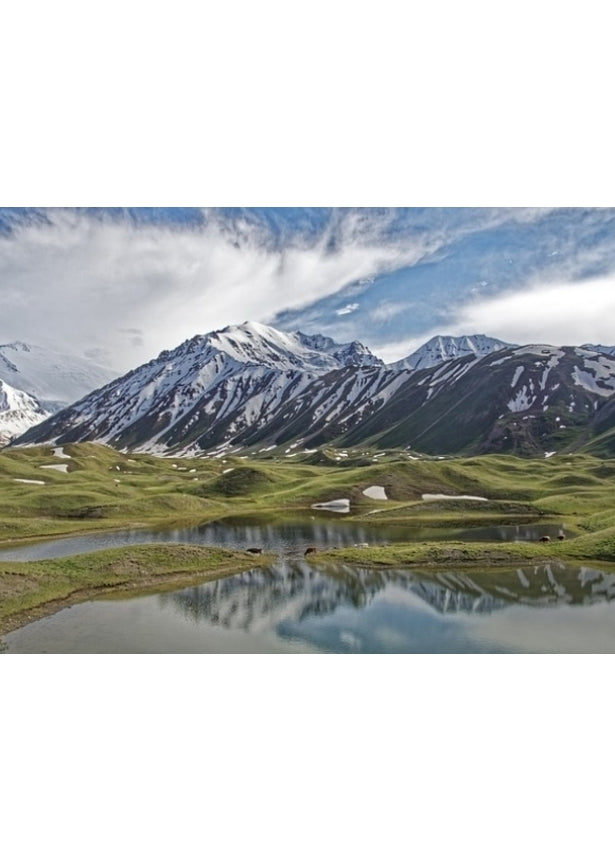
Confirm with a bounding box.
[0,341,117,411]
[0,341,117,445]
[9,322,615,458]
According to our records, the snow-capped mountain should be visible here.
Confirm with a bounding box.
[182,321,382,373]
[0,341,118,412]
[295,330,382,369]
[0,379,51,446]
[388,334,514,371]
[338,344,615,455]
[13,324,615,457]
[250,342,615,456]
[14,322,383,454]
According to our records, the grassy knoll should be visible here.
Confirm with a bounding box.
[2,443,615,543]
[3,444,615,541]
[0,443,233,542]
[0,544,274,637]
[316,531,615,569]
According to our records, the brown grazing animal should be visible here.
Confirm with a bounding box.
[304,546,317,556]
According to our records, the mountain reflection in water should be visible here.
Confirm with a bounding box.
[162,560,615,630]
[5,559,615,653]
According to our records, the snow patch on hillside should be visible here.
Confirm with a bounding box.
[362,485,388,500]
[572,355,615,395]
[511,366,524,388]
[507,386,536,413]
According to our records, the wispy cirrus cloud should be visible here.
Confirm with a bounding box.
[369,301,414,323]
[2,208,615,371]
[0,209,441,370]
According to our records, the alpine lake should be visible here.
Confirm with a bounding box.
[2,513,615,653]
[2,444,615,654]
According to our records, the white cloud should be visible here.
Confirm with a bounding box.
[451,276,615,347]
[0,210,439,371]
[336,303,359,316]
[3,210,615,373]
[375,275,615,362]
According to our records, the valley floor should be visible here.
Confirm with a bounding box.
[2,442,615,638]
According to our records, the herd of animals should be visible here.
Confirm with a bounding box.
[246,546,319,555]
[540,531,566,542]
[244,533,565,555]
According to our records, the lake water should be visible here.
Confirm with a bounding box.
[3,513,609,653]
[0,513,569,562]
[3,552,615,653]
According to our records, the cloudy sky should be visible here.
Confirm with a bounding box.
[1,206,615,372]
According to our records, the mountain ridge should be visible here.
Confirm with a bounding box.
[10,322,615,457]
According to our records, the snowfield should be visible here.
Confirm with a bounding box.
[52,446,71,458]
[362,485,388,500]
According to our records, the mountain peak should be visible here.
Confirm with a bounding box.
[0,340,32,353]
[389,333,515,371]
[191,321,382,373]
[12,321,384,453]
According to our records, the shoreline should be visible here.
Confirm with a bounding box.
[0,544,275,641]
[317,540,615,570]
[3,537,615,644]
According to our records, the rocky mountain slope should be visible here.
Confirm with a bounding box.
[12,323,615,457]
[338,344,615,455]
[14,322,383,454]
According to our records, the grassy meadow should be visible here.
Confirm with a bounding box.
[2,441,615,634]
